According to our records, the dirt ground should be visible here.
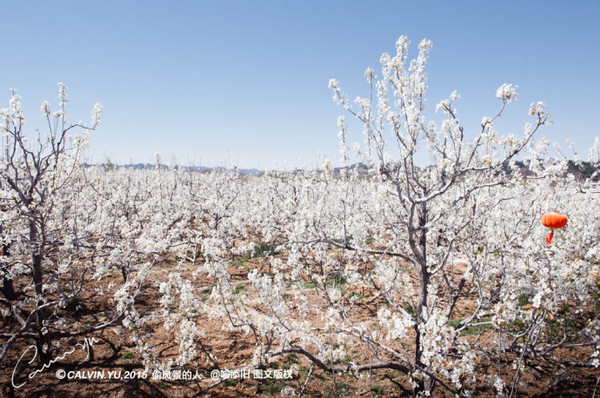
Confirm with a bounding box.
[1,255,599,397]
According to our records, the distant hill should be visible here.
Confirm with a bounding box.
[85,160,599,181]
[329,160,600,181]
[507,159,600,181]
[333,162,370,175]
[85,163,263,176]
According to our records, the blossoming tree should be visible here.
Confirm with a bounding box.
[193,37,599,396]
[0,39,598,398]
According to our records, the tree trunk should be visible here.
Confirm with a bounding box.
[2,277,17,300]
[1,232,18,300]
[30,220,44,296]
[30,219,51,365]
[413,202,431,396]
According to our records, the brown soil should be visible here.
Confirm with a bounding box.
[1,254,599,397]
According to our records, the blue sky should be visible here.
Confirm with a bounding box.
[2,1,598,168]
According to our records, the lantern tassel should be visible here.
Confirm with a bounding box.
[545,230,554,246]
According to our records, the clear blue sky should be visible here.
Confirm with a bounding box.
[2,1,599,168]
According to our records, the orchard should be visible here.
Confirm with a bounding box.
[1,37,599,397]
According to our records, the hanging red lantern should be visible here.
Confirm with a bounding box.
[541,212,568,245]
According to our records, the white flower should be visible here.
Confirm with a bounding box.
[529,101,547,115]
[91,102,103,125]
[418,38,432,50]
[449,90,461,102]
[494,376,504,395]
[588,137,600,163]
[58,82,68,105]
[328,78,339,90]
[496,83,518,103]
[41,100,51,115]
[280,386,296,396]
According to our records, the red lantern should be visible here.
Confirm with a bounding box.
[541,212,568,245]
